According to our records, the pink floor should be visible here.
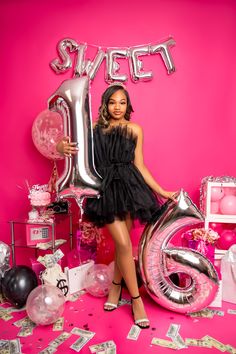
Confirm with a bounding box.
[1,286,236,354]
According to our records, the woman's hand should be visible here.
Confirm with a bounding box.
[160,190,178,202]
[56,136,79,158]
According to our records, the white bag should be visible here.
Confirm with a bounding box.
[41,263,69,297]
[221,244,236,304]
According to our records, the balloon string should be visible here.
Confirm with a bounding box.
[48,161,59,193]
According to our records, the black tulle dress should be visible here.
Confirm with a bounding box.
[84,124,162,227]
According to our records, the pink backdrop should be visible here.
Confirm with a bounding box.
[1,0,236,245]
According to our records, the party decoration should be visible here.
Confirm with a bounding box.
[139,189,219,314]
[1,266,38,308]
[83,264,112,297]
[0,241,10,278]
[32,109,64,160]
[26,284,65,325]
[48,76,101,197]
[181,228,219,264]
[220,195,236,215]
[217,229,236,250]
[221,245,236,304]
[50,37,176,82]
[210,187,224,202]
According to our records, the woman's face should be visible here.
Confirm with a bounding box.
[107,89,127,121]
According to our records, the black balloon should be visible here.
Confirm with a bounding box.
[2,266,38,308]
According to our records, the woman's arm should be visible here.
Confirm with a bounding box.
[132,123,176,200]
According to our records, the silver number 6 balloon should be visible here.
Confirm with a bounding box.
[48,77,101,201]
[139,189,219,313]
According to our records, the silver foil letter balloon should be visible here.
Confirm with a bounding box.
[139,189,219,313]
[48,76,101,194]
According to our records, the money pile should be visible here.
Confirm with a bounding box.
[36,239,67,250]
[89,340,116,353]
[37,249,64,268]
[0,339,22,354]
[188,308,225,318]
[70,328,95,352]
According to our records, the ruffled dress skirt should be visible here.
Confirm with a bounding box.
[84,124,162,227]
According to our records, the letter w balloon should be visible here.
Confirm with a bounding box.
[48,77,101,203]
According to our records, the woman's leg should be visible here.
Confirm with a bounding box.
[104,216,132,309]
[106,219,149,326]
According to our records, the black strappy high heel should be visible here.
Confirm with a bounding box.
[104,281,122,311]
[131,295,150,329]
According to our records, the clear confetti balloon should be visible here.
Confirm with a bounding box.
[26,285,65,325]
[84,264,112,297]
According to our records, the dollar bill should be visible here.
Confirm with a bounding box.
[151,337,178,349]
[118,298,131,306]
[227,309,236,315]
[185,338,212,347]
[13,316,35,328]
[89,340,116,353]
[53,317,64,331]
[225,344,236,354]
[38,346,57,354]
[17,323,36,337]
[36,239,66,251]
[211,310,225,317]
[189,309,214,318]
[67,290,86,302]
[127,324,141,340]
[166,323,180,339]
[9,339,22,353]
[49,332,71,348]
[0,310,13,321]
[173,333,187,349]
[202,335,226,352]
[70,336,91,352]
[70,328,95,339]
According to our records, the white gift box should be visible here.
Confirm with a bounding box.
[64,260,94,294]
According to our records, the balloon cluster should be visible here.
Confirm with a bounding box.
[210,187,236,215]
[210,222,236,250]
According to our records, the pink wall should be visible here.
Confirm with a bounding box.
[1,0,236,245]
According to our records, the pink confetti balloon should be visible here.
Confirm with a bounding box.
[26,285,65,325]
[84,264,112,297]
[211,201,220,214]
[32,109,64,160]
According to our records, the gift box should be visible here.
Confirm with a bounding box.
[181,228,219,264]
[221,244,236,304]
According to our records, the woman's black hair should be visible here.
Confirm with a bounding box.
[97,85,134,127]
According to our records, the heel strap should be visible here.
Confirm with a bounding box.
[131,295,141,300]
[112,280,122,286]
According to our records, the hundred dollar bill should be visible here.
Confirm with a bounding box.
[202,335,226,352]
[36,239,66,251]
[70,336,91,352]
[71,327,95,339]
[127,324,141,340]
[166,323,180,339]
[185,338,212,348]
[151,337,178,349]
[189,309,214,318]
[9,339,22,354]
[173,333,187,349]
[227,309,236,315]
[118,298,131,306]
[38,346,57,354]
[89,340,116,353]
[13,316,35,328]
[0,340,10,354]
[67,290,86,302]
[49,332,71,348]
[17,323,36,337]
[211,310,225,317]
[0,310,13,321]
[225,344,236,354]
[53,317,64,331]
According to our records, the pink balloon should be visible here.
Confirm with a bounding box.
[32,109,64,160]
[217,229,236,250]
[210,201,220,214]
[210,187,224,202]
[209,222,223,236]
[220,195,236,215]
[223,187,236,196]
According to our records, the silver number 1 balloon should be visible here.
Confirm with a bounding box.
[48,76,101,194]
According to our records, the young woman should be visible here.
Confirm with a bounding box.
[57,83,176,329]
